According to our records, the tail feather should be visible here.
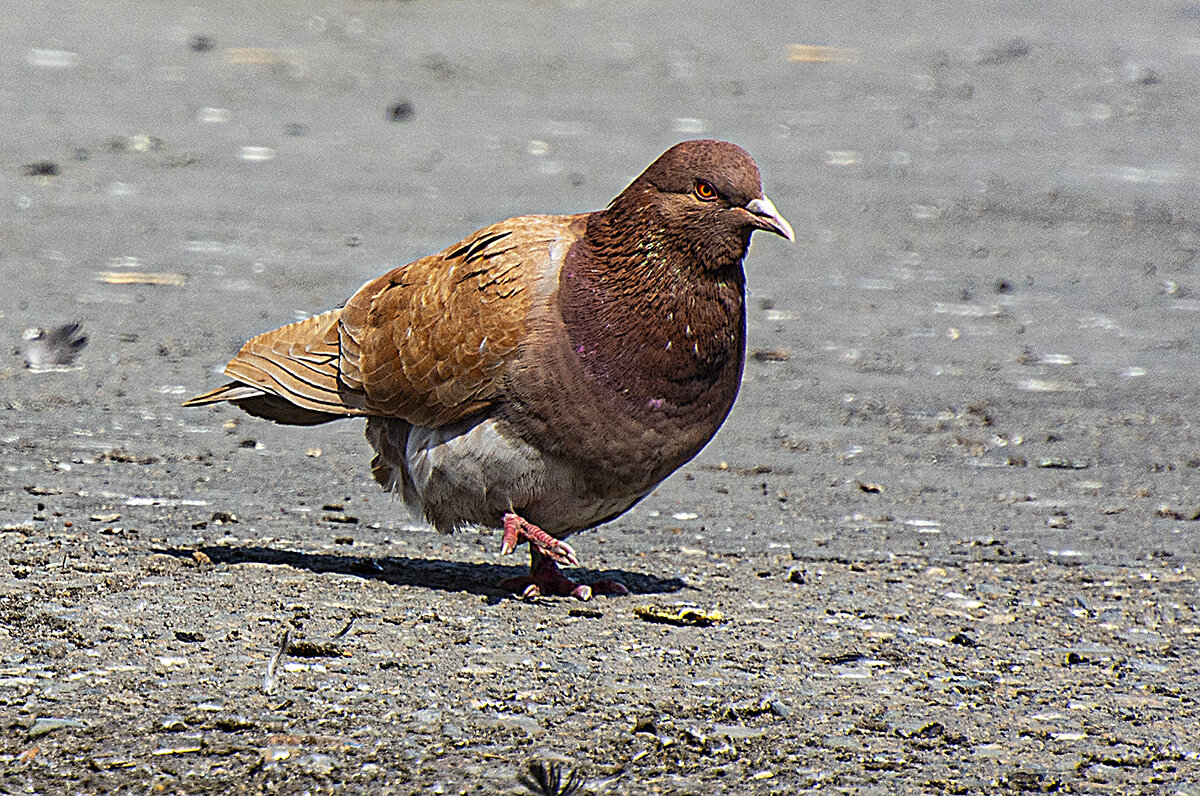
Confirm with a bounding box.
[184,308,367,425]
[182,382,265,407]
[182,381,346,425]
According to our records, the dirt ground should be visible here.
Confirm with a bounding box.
[3,1,1200,793]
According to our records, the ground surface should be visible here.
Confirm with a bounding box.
[2,1,1200,793]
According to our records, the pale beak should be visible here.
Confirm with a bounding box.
[745,195,794,242]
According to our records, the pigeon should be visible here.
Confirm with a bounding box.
[184,139,793,599]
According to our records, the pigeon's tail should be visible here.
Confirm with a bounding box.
[183,309,367,426]
[182,382,266,406]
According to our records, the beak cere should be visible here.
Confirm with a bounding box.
[745,195,795,242]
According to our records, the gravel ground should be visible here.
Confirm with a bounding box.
[3,1,1200,793]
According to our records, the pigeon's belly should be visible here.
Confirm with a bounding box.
[369,416,645,537]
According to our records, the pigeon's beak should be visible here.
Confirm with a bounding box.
[745,195,794,242]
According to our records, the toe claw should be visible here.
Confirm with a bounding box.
[494,516,629,600]
[540,539,578,567]
[500,514,521,557]
[502,512,576,564]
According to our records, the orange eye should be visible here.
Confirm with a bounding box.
[693,179,718,201]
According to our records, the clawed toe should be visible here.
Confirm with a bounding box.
[513,581,592,600]
[500,559,627,601]
[496,513,626,600]
[500,512,578,565]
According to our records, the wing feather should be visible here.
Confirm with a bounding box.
[185,214,586,428]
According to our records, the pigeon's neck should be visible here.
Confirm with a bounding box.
[595,188,754,273]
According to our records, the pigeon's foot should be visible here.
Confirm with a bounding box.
[499,511,578,566]
[500,555,630,601]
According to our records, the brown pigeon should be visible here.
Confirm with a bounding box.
[184,139,793,599]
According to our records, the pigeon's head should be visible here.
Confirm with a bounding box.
[616,139,793,270]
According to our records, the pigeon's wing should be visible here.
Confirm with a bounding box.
[184,214,584,428]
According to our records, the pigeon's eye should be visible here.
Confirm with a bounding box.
[693,179,718,202]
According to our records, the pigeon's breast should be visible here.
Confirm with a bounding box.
[500,244,747,495]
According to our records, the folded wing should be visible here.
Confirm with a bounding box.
[184,215,580,427]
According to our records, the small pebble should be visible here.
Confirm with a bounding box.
[387,99,415,122]
[29,718,85,738]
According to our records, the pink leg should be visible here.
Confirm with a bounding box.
[499,511,578,566]
[496,512,629,601]
[501,555,594,600]
[501,556,630,601]
[499,550,631,603]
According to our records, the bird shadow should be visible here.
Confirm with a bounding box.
[161,545,687,600]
